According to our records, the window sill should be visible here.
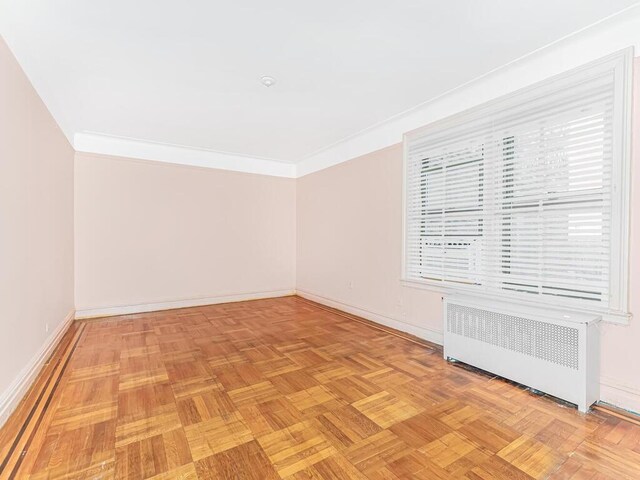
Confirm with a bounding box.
[399,278,631,325]
[400,279,450,295]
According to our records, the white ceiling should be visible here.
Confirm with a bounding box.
[1,0,639,163]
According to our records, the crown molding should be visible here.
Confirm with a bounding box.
[74,132,297,178]
[72,6,640,180]
[296,5,640,177]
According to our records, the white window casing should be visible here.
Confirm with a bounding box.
[402,48,633,324]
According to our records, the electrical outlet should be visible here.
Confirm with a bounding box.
[45,323,49,333]
[348,280,354,289]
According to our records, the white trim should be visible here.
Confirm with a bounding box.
[401,48,633,325]
[401,279,631,326]
[296,289,443,345]
[75,290,295,319]
[610,48,634,319]
[68,8,640,179]
[67,7,640,180]
[0,309,75,428]
[297,6,640,177]
[600,376,640,415]
[400,279,449,295]
[74,132,297,178]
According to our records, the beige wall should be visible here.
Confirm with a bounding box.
[0,37,74,410]
[297,59,640,412]
[296,144,443,343]
[74,153,296,314]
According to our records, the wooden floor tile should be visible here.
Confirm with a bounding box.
[183,411,253,460]
[195,440,278,480]
[258,421,337,477]
[343,429,412,476]
[284,453,367,479]
[115,427,192,478]
[497,435,563,479]
[352,390,423,428]
[315,404,381,449]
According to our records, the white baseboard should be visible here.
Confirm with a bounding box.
[600,376,640,415]
[75,289,296,319]
[296,289,443,345]
[0,309,75,428]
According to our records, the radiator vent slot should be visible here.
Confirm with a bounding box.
[446,304,579,370]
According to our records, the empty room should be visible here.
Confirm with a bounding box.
[2,1,640,478]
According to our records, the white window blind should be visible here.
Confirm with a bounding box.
[403,50,632,319]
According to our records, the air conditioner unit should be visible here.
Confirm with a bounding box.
[443,295,600,412]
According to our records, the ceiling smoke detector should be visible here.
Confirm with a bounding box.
[260,76,276,87]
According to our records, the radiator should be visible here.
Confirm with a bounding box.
[443,296,600,412]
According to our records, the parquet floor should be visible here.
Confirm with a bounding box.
[2,296,640,479]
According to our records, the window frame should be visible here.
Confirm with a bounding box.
[401,48,634,325]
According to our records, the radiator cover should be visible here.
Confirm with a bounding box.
[443,296,600,412]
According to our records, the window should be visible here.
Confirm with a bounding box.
[403,49,633,322]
